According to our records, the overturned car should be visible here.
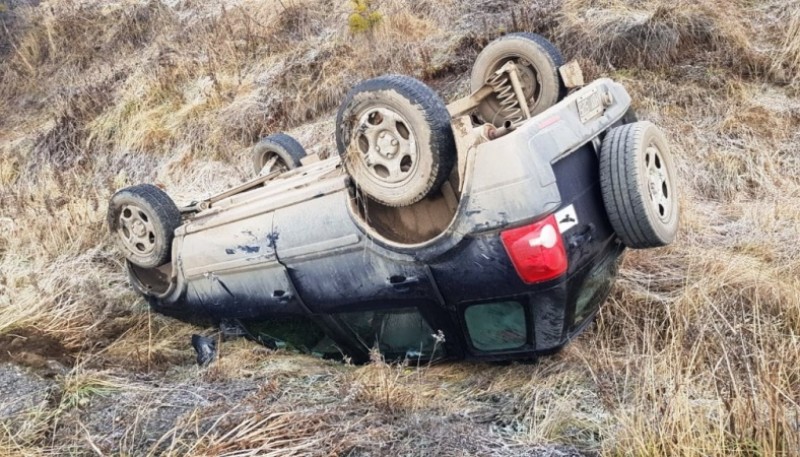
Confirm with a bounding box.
[108,33,679,363]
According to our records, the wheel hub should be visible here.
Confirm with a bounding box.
[117,205,157,257]
[354,107,418,185]
[645,145,672,223]
[132,220,147,237]
[515,60,538,98]
[376,131,400,158]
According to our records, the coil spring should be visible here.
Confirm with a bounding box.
[488,70,523,126]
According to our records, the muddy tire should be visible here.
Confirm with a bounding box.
[600,122,679,248]
[471,32,564,127]
[335,75,456,207]
[108,184,181,268]
[252,133,306,175]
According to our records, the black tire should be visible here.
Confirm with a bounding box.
[252,133,306,175]
[471,32,565,127]
[600,122,679,249]
[335,74,456,207]
[107,184,181,268]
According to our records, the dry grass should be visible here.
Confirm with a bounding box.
[555,0,766,75]
[1,0,799,455]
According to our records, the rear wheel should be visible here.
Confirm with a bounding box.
[471,32,564,127]
[600,122,679,248]
[335,75,456,207]
[252,133,306,176]
[108,184,181,268]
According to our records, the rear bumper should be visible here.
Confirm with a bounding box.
[334,79,632,263]
[453,78,631,238]
[426,138,623,360]
[456,240,624,361]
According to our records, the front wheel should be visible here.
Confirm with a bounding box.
[108,184,181,268]
[600,122,679,248]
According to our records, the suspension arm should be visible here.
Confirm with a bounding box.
[446,85,495,118]
[503,62,531,120]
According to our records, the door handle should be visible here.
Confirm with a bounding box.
[388,275,419,291]
[272,290,293,303]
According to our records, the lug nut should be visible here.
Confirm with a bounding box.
[391,139,398,146]
[375,146,381,152]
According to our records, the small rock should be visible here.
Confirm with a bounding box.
[191,335,217,367]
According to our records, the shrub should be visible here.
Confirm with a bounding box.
[348,0,382,34]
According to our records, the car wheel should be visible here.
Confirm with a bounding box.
[335,74,456,207]
[471,32,565,127]
[600,121,679,248]
[108,184,181,268]
[252,133,306,176]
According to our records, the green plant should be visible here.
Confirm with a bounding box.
[58,371,121,411]
[348,0,382,34]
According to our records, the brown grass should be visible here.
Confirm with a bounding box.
[1,0,799,455]
[556,0,768,76]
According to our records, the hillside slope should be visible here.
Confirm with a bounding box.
[1,0,799,455]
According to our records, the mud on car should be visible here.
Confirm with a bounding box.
[108,33,679,363]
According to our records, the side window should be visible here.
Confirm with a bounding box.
[242,316,341,358]
[337,308,445,360]
[464,301,527,351]
[572,253,618,329]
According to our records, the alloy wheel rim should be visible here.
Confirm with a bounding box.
[644,144,673,223]
[353,107,419,186]
[118,205,157,257]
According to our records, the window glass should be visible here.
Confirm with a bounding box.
[242,316,341,357]
[337,308,445,360]
[464,301,526,351]
[573,255,618,327]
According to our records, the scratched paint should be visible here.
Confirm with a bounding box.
[225,245,261,255]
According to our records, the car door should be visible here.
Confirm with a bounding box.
[271,187,463,358]
[272,188,439,309]
[178,208,307,320]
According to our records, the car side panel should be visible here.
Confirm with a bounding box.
[177,206,308,319]
[184,266,306,319]
[180,211,278,278]
[272,191,441,311]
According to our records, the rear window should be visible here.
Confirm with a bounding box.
[337,308,445,360]
[464,301,527,351]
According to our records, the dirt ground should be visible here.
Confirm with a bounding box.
[0,350,593,456]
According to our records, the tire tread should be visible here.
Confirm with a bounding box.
[253,133,306,174]
[500,32,566,97]
[335,74,456,207]
[108,184,181,267]
[600,122,673,249]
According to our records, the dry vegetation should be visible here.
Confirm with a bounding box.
[1,0,799,455]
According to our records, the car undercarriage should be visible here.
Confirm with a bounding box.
[108,33,679,364]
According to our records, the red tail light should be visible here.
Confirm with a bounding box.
[501,214,568,284]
